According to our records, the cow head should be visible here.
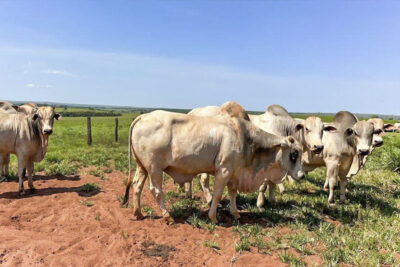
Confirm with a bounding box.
[32,106,61,136]
[346,121,374,156]
[280,136,305,180]
[300,117,336,154]
[367,118,386,148]
[32,106,61,157]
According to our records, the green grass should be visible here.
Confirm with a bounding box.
[81,200,94,207]
[203,235,220,252]
[7,111,139,176]
[79,183,100,193]
[279,251,305,267]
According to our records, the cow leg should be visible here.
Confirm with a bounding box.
[0,154,7,177]
[268,181,276,203]
[199,173,212,206]
[27,161,35,193]
[325,159,339,205]
[184,182,192,199]
[17,158,26,195]
[209,168,231,223]
[132,165,148,219]
[277,183,285,193]
[4,154,9,177]
[339,176,348,203]
[0,154,10,177]
[256,182,267,211]
[227,183,240,220]
[148,170,172,223]
[323,176,329,191]
[287,175,295,184]
[0,158,3,177]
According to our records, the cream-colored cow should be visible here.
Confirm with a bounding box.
[302,111,374,204]
[122,102,304,223]
[186,104,335,209]
[0,106,60,194]
[0,102,39,177]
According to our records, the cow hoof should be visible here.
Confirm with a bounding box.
[208,215,217,224]
[29,188,36,194]
[328,200,335,206]
[257,206,265,212]
[163,216,175,225]
[232,212,240,220]
[323,187,329,192]
[133,211,144,220]
[18,190,26,197]
[121,201,129,208]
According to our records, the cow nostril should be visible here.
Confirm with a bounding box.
[314,145,324,152]
[44,129,53,135]
[359,149,369,155]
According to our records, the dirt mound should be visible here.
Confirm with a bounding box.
[0,168,285,266]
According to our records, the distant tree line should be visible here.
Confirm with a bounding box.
[59,111,122,117]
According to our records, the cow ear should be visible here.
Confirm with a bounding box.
[295,123,304,132]
[12,105,19,111]
[54,113,62,120]
[345,128,354,136]
[323,124,337,132]
[383,124,394,132]
[32,113,39,121]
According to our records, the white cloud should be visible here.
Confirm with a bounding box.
[26,83,53,88]
[42,69,76,77]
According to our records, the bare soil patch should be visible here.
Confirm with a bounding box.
[0,169,285,266]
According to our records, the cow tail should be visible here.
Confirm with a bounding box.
[122,116,142,207]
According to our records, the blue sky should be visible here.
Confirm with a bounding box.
[0,1,399,114]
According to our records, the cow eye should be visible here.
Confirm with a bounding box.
[290,150,299,163]
[374,129,383,135]
[354,132,359,137]
[305,128,310,132]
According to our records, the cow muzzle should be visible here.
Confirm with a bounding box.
[358,149,369,156]
[373,140,383,147]
[43,129,53,135]
[312,145,324,154]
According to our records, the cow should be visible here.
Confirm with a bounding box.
[302,111,374,204]
[367,118,393,148]
[0,106,60,194]
[0,102,39,177]
[122,102,304,223]
[185,104,336,210]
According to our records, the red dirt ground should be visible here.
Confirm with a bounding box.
[0,169,314,266]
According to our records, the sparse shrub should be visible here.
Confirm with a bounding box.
[278,251,305,267]
[79,183,100,193]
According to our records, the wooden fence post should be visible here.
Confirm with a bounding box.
[115,118,119,142]
[87,117,92,146]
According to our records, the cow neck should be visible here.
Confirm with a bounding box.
[30,118,48,159]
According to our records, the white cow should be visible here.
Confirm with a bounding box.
[186,104,335,210]
[0,106,60,194]
[302,111,374,204]
[122,102,304,223]
[0,102,39,177]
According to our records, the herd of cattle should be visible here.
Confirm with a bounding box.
[1,100,400,224]
[122,101,400,223]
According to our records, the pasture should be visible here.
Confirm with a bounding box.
[1,109,400,266]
